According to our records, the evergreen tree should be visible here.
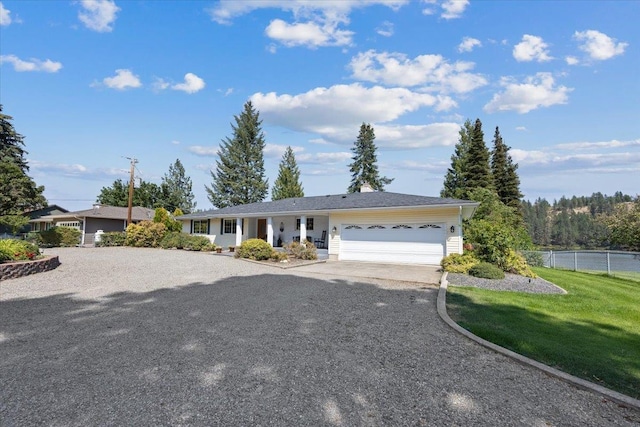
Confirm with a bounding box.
[161,158,196,213]
[462,118,492,194]
[491,126,522,208]
[441,119,473,199]
[206,101,269,208]
[347,123,393,193]
[272,146,304,200]
[0,105,46,215]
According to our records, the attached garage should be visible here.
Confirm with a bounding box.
[339,223,445,265]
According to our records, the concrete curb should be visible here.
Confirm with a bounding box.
[437,271,640,411]
[238,257,328,270]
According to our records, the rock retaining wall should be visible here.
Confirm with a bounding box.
[0,256,60,281]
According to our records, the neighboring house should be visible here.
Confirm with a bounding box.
[178,189,479,265]
[32,205,155,245]
[0,205,68,235]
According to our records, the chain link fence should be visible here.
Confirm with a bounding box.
[521,250,640,281]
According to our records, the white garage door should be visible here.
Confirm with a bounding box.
[339,223,445,265]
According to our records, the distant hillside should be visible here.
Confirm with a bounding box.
[522,192,635,249]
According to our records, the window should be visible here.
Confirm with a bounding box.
[296,217,314,231]
[223,219,237,234]
[192,219,208,234]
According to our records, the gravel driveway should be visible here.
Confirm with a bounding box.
[1,247,638,426]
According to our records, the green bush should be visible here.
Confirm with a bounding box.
[521,251,544,268]
[39,226,81,247]
[284,240,318,260]
[160,232,188,249]
[236,238,273,260]
[0,239,40,262]
[441,252,479,273]
[183,235,213,251]
[153,207,182,232]
[24,231,43,245]
[125,221,166,248]
[96,231,126,247]
[503,249,537,278]
[469,262,505,280]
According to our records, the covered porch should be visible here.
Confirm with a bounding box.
[230,214,330,248]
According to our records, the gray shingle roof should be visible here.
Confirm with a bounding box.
[179,192,478,219]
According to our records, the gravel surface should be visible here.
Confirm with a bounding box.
[1,247,638,426]
[447,272,567,294]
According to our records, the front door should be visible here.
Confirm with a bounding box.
[257,219,267,241]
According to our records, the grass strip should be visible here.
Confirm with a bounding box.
[446,268,640,398]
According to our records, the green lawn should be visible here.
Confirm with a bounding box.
[446,268,640,399]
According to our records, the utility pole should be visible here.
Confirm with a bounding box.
[126,157,138,226]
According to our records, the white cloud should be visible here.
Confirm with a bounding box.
[297,152,352,164]
[0,55,62,73]
[263,143,305,158]
[224,88,233,96]
[251,83,453,135]
[0,2,12,26]
[373,123,460,148]
[208,1,407,48]
[458,37,481,53]
[574,30,627,61]
[78,0,120,33]
[188,146,219,157]
[483,72,572,114]
[348,50,487,93]
[555,139,640,151]
[98,69,141,90]
[171,73,206,94]
[171,140,181,145]
[30,160,126,179]
[440,0,469,19]
[513,35,552,62]
[376,21,394,37]
[265,18,353,48]
[515,126,527,131]
[386,159,448,172]
[565,56,579,65]
[152,77,170,91]
[512,149,640,173]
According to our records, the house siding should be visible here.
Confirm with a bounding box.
[328,207,462,261]
[83,218,127,245]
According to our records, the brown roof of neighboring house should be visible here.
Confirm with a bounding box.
[31,205,155,222]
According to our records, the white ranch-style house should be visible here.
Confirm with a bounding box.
[179,188,478,265]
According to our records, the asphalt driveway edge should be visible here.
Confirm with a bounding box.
[437,272,640,411]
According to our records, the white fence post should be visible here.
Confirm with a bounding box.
[574,251,578,271]
[607,251,611,276]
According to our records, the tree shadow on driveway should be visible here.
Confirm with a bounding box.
[2,274,638,426]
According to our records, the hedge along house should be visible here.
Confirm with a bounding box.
[31,205,155,246]
[178,189,479,265]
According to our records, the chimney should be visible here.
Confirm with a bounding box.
[360,182,374,193]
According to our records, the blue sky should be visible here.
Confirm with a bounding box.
[1,0,638,212]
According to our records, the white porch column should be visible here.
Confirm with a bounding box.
[267,217,274,247]
[300,215,307,243]
[235,217,242,247]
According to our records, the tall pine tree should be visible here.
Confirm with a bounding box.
[462,118,492,195]
[490,126,522,209]
[441,119,473,198]
[161,158,196,213]
[0,105,46,215]
[347,123,393,193]
[206,101,269,208]
[272,146,304,200]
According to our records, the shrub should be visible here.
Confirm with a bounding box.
[0,239,40,263]
[160,232,188,249]
[39,226,81,247]
[284,240,318,260]
[503,249,537,278]
[24,231,43,246]
[125,221,167,248]
[96,231,126,247]
[441,252,479,274]
[270,250,289,262]
[469,262,505,280]
[153,207,182,232]
[183,235,213,251]
[236,238,273,260]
